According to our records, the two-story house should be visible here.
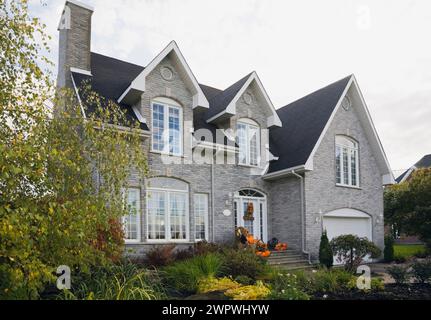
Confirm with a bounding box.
[57,1,395,261]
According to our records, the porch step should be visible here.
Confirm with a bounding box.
[267,250,311,270]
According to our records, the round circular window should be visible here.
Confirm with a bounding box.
[160,66,174,81]
[243,92,253,105]
[341,96,351,111]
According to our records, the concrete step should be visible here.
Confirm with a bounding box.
[268,254,304,261]
[268,259,310,266]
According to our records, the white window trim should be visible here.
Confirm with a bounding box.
[151,101,183,157]
[237,120,261,168]
[194,193,209,242]
[336,137,360,188]
[146,188,190,243]
[123,188,141,244]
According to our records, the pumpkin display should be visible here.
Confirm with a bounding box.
[275,243,288,251]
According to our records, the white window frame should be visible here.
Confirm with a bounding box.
[151,98,183,157]
[123,188,141,244]
[336,136,360,188]
[193,193,209,242]
[236,119,261,167]
[146,187,189,243]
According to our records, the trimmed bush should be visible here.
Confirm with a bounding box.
[163,253,225,294]
[384,235,395,262]
[222,248,266,280]
[224,281,270,300]
[319,230,334,268]
[387,265,410,284]
[411,260,431,284]
[330,235,382,271]
[197,277,240,294]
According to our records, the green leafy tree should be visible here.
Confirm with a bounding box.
[330,235,381,272]
[1,0,148,299]
[385,168,431,251]
[319,230,333,268]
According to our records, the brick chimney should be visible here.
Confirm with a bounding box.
[57,0,93,88]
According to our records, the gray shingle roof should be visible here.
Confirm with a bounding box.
[268,76,352,173]
[396,154,431,183]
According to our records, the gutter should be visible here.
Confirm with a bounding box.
[291,170,312,265]
[211,157,216,242]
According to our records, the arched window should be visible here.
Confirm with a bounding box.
[146,177,189,242]
[335,136,359,187]
[236,118,260,166]
[151,97,183,156]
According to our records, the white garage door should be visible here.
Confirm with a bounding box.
[322,209,373,264]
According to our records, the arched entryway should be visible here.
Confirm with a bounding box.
[234,189,268,242]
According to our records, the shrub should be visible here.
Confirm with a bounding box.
[145,245,176,268]
[267,273,310,300]
[174,247,195,262]
[163,253,225,294]
[411,260,431,284]
[330,235,382,271]
[384,235,395,262]
[222,248,266,280]
[224,281,270,300]
[387,265,410,284]
[197,277,240,294]
[394,255,407,264]
[58,262,166,300]
[234,275,254,285]
[319,230,333,268]
[194,241,222,256]
[311,268,355,294]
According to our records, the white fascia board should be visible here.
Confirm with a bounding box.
[132,106,147,124]
[118,41,209,109]
[262,165,309,180]
[66,0,94,12]
[221,72,282,128]
[351,75,395,183]
[304,76,354,172]
[70,73,86,118]
[399,166,416,184]
[70,67,92,76]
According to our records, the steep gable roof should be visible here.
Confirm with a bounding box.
[268,76,352,173]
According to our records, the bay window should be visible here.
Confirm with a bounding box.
[152,98,182,156]
[335,136,359,187]
[236,119,260,166]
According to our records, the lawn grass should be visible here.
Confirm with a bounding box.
[394,244,426,259]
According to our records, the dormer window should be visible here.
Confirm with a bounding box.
[335,136,359,187]
[151,98,183,156]
[236,118,260,167]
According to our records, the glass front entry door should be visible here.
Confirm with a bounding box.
[234,194,267,242]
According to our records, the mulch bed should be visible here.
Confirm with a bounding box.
[312,284,431,300]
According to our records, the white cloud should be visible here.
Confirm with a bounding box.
[29,0,431,174]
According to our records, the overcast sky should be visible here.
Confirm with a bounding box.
[29,0,431,176]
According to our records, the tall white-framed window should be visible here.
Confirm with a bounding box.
[147,181,189,242]
[335,136,359,187]
[123,188,141,243]
[236,118,260,167]
[151,98,183,156]
[194,194,209,241]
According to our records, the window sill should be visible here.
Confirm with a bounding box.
[238,163,261,169]
[336,184,362,190]
[150,151,185,158]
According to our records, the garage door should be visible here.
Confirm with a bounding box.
[322,209,372,264]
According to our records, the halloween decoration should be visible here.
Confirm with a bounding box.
[243,202,255,221]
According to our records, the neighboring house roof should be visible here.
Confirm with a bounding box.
[268,76,352,173]
[71,52,149,131]
[396,154,431,183]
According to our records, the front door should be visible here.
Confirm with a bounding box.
[234,190,267,242]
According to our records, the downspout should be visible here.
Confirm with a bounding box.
[211,156,216,243]
[291,170,312,265]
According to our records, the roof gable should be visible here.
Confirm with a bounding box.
[206,72,282,128]
[118,41,209,110]
[396,154,431,183]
